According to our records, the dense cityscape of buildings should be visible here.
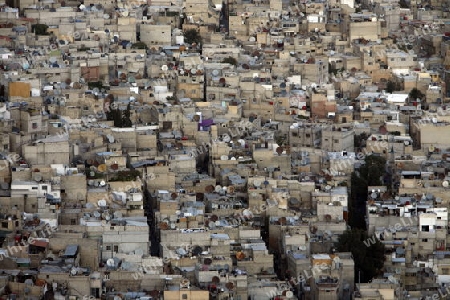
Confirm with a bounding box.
[1,0,450,299]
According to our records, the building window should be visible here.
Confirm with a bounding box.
[334,139,339,143]
[32,187,38,190]
[422,239,428,242]
[401,58,406,61]
[3,145,7,150]
[113,245,118,252]
[182,295,188,300]
[32,123,38,129]
[71,219,76,225]
[106,245,111,251]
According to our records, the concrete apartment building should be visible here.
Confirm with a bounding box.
[321,124,354,152]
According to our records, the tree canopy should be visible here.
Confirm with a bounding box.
[106,97,133,128]
[221,56,238,66]
[183,29,202,45]
[131,42,148,50]
[336,229,385,283]
[408,88,425,101]
[349,155,386,229]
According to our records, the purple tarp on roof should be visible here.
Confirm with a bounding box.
[199,119,214,127]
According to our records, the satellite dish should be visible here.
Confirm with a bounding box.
[161,65,168,71]
[106,134,115,143]
[288,197,300,208]
[220,155,229,160]
[325,185,331,191]
[98,199,107,207]
[135,249,144,256]
[222,134,231,142]
[371,192,377,199]
[227,186,235,194]
[286,291,294,298]
[70,268,78,276]
[193,115,200,122]
[102,210,110,219]
[205,185,215,193]
[93,211,101,218]
[429,145,435,152]
[114,211,123,218]
[34,174,42,181]
[236,252,246,260]
[404,141,409,146]
[254,180,262,188]
[122,10,129,16]
[106,258,115,267]
[443,181,449,188]
[212,70,219,76]
[98,164,107,173]
[89,171,95,177]
[215,185,222,193]
[249,37,256,42]
[99,180,106,187]
[276,147,283,155]
[242,209,252,219]
[191,69,196,75]
[176,248,187,256]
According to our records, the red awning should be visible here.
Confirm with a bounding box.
[30,240,48,248]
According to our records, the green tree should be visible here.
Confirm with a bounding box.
[386,80,396,93]
[122,103,132,127]
[336,229,385,283]
[354,132,368,149]
[221,56,238,66]
[183,28,202,45]
[32,24,49,35]
[408,88,424,101]
[131,42,148,50]
[106,97,122,127]
[349,155,386,229]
